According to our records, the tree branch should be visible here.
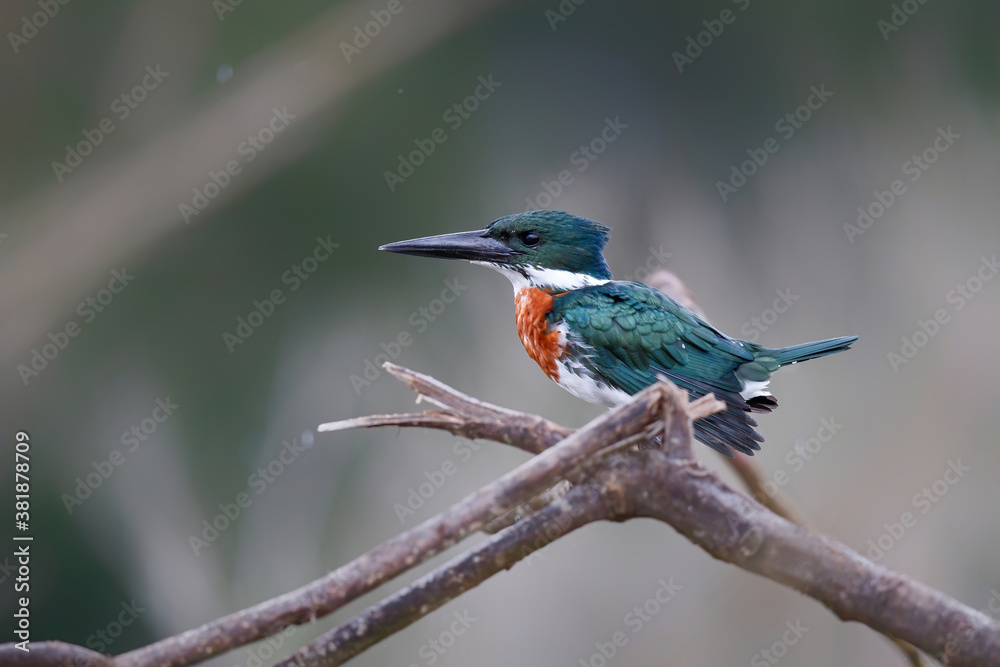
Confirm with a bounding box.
[642,269,810,524]
[318,363,572,456]
[292,369,1000,666]
[277,481,610,666]
[4,365,995,666]
[642,268,921,666]
[626,452,998,664]
[2,641,112,666]
[2,369,715,667]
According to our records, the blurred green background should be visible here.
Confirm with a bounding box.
[2,0,999,665]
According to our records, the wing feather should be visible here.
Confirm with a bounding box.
[552,281,765,457]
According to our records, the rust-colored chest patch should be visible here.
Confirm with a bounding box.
[514,288,564,381]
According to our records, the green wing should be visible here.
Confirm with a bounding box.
[551,281,768,457]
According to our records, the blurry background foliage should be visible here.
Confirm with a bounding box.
[1,0,999,665]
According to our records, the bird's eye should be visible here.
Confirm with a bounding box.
[522,232,540,247]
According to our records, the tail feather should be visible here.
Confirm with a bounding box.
[769,335,858,367]
[667,335,857,457]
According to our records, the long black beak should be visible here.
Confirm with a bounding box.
[379,229,520,262]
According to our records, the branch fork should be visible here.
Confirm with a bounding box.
[5,363,998,666]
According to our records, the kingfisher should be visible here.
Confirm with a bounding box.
[379,211,857,457]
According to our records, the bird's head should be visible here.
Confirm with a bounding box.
[379,210,612,291]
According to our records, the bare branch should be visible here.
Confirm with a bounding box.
[643,268,809,524]
[622,452,1000,664]
[1,641,112,666]
[107,373,714,667]
[727,452,810,526]
[645,268,923,666]
[645,268,708,319]
[4,365,995,666]
[319,363,572,455]
[482,479,573,534]
[294,368,1000,666]
[278,481,610,666]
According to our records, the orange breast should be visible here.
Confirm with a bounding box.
[514,288,564,381]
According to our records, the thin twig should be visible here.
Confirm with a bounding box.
[727,452,810,526]
[319,363,572,456]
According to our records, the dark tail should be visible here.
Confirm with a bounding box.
[768,335,858,366]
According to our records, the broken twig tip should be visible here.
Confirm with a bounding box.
[317,421,344,433]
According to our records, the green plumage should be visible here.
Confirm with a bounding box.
[380,209,857,457]
[551,281,857,457]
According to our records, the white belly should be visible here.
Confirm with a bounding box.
[553,358,632,407]
[554,354,771,406]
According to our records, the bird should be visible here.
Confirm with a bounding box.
[379,210,857,457]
